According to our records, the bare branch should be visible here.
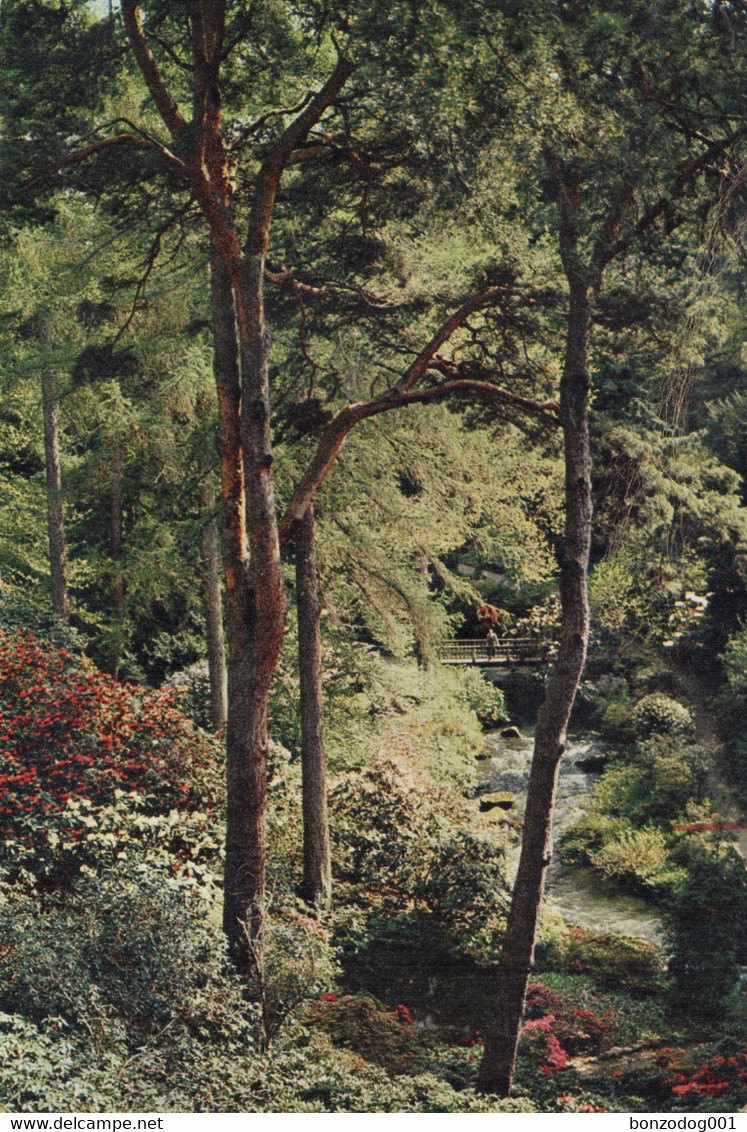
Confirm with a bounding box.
[243,94,314,139]
[398,286,512,392]
[121,0,188,146]
[28,132,183,189]
[112,202,194,344]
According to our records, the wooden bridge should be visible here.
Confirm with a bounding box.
[438,637,551,667]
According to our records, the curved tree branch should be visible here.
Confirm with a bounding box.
[121,0,188,146]
[278,378,558,544]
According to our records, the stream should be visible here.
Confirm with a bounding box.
[480,731,663,944]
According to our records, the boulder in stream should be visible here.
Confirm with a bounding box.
[479,792,515,812]
[500,725,522,739]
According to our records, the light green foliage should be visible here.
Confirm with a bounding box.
[591,427,747,646]
[558,810,635,870]
[593,827,686,894]
[560,732,709,891]
[0,195,219,680]
[590,552,660,635]
[321,647,503,780]
[305,406,561,668]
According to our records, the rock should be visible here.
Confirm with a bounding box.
[500,725,522,739]
[475,751,492,761]
[574,752,607,773]
[479,792,515,812]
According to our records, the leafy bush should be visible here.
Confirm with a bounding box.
[538,927,665,995]
[561,735,709,886]
[0,868,252,1061]
[632,694,695,740]
[256,1040,535,1112]
[330,762,439,889]
[598,700,637,744]
[412,829,510,934]
[593,827,686,894]
[329,762,509,938]
[667,1049,747,1108]
[1,791,223,894]
[308,992,424,1075]
[0,630,222,863]
[663,846,747,1019]
[559,811,633,868]
[0,592,84,652]
[716,623,747,804]
[163,659,214,731]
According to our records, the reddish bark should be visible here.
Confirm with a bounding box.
[294,505,331,908]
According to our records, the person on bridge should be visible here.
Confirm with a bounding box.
[486,627,499,659]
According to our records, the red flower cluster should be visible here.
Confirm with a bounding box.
[0,630,219,844]
[522,980,614,1066]
[669,1051,747,1103]
[522,1014,568,1071]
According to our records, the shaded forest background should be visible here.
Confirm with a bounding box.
[0,0,745,1114]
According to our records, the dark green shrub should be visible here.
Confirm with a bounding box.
[329,762,439,888]
[663,846,747,1019]
[330,763,510,950]
[599,700,637,744]
[412,829,510,934]
[0,869,252,1052]
[715,624,747,805]
[560,929,664,995]
[308,993,425,1075]
[0,593,83,652]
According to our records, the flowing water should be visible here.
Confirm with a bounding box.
[480,731,663,943]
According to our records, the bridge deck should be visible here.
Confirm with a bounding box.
[438,637,550,666]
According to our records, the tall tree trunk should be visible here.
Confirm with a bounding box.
[477,275,592,1096]
[39,361,69,622]
[120,2,351,972]
[221,238,289,969]
[200,483,228,730]
[209,247,256,968]
[295,505,332,909]
[220,58,352,966]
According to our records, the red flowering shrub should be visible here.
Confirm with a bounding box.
[668,1050,747,1107]
[0,630,221,848]
[519,980,616,1075]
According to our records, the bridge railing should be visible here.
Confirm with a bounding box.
[437,637,551,664]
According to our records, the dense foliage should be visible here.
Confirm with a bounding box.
[0,0,744,1114]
